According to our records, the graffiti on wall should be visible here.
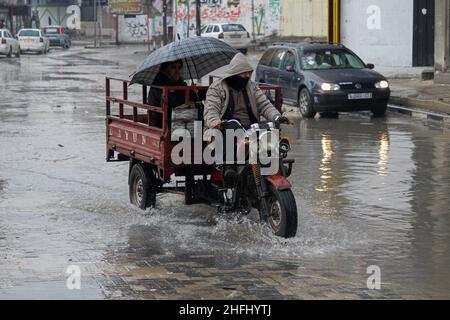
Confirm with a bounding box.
[174,0,280,39]
[126,20,148,38]
[119,15,148,42]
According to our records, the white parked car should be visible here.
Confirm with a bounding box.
[0,29,20,57]
[201,23,251,54]
[17,28,49,54]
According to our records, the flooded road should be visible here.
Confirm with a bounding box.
[0,46,449,299]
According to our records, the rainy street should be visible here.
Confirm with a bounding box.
[1,45,450,299]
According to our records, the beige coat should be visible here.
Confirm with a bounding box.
[203,53,281,132]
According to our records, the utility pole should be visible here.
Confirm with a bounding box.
[162,0,167,45]
[99,2,103,46]
[187,0,190,38]
[94,0,97,47]
[251,0,255,42]
[195,0,201,36]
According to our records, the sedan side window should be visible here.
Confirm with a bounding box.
[281,51,296,71]
[270,49,286,69]
[206,25,213,33]
[259,49,274,66]
[213,25,220,33]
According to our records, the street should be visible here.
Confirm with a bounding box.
[1,46,450,299]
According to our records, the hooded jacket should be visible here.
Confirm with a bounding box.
[203,53,281,132]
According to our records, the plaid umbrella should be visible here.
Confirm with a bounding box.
[130,37,239,85]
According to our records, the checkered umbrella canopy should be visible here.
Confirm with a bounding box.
[130,37,239,85]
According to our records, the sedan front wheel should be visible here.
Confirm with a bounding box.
[298,88,316,118]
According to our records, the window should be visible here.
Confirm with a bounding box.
[222,24,246,32]
[270,49,287,69]
[213,25,220,33]
[301,49,366,70]
[259,49,274,66]
[18,30,40,37]
[282,51,296,70]
[205,25,213,33]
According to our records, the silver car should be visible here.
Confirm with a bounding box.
[0,29,20,57]
[17,28,49,54]
[201,23,251,54]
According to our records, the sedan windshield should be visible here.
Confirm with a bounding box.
[19,30,40,37]
[222,24,246,32]
[301,49,366,70]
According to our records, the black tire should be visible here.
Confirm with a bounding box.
[298,88,316,118]
[372,104,387,117]
[264,186,298,238]
[129,162,157,209]
[6,47,12,58]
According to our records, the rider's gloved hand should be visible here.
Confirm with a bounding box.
[210,119,222,129]
[274,114,292,125]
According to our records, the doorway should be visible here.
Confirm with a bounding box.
[413,0,435,66]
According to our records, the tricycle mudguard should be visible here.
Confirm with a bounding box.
[265,175,292,191]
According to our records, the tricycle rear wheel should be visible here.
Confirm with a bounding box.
[129,162,157,209]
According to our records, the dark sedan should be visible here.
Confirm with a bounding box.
[42,25,71,49]
[255,43,390,118]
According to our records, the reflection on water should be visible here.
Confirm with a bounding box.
[377,132,390,177]
[316,133,334,193]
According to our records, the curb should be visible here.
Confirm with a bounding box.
[390,95,450,115]
[388,104,450,123]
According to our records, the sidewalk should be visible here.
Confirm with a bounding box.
[389,78,450,116]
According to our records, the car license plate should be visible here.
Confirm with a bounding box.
[230,35,242,39]
[348,93,372,100]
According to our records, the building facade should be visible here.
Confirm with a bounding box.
[340,0,448,72]
[173,0,327,40]
[0,0,32,34]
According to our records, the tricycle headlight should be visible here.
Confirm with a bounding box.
[375,80,389,89]
[321,83,340,91]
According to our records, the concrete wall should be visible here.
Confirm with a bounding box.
[37,5,77,28]
[173,0,281,39]
[118,14,148,43]
[280,0,327,38]
[341,0,414,67]
[434,0,449,72]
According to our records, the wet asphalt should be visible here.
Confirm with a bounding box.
[0,46,449,299]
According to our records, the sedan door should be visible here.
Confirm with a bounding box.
[278,50,302,101]
[265,49,286,86]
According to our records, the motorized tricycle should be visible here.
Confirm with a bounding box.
[105,77,298,238]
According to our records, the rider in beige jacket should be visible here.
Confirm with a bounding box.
[203,53,284,134]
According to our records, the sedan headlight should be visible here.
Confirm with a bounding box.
[321,83,341,91]
[375,80,389,89]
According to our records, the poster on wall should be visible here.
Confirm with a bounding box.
[110,0,144,15]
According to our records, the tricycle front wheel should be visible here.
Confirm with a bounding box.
[264,186,298,238]
[129,162,157,209]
